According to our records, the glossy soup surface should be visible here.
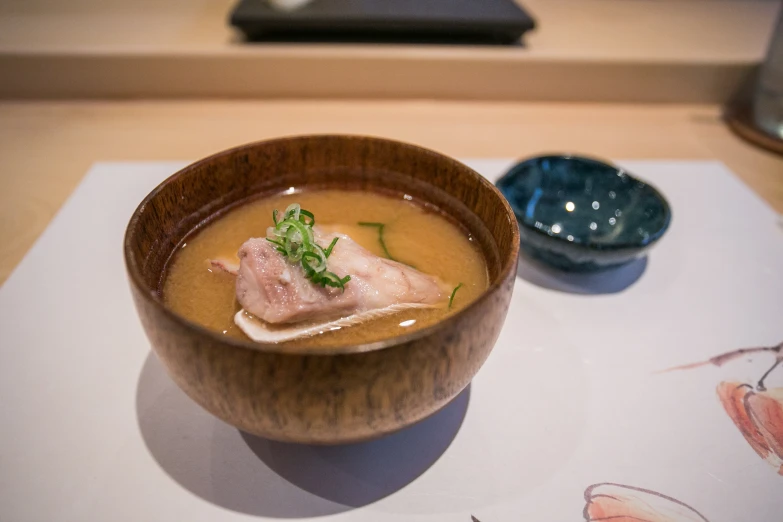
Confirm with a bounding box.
[163,190,489,348]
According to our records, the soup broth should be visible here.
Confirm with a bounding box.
[163,189,489,348]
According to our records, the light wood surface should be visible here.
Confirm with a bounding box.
[1,100,782,285]
[0,0,779,101]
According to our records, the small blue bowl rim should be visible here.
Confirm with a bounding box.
[497,154,673,253]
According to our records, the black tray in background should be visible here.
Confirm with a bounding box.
[230,0,536,45]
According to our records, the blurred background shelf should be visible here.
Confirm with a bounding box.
[0,0,780,102]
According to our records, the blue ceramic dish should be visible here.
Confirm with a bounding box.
[496,155,672,272]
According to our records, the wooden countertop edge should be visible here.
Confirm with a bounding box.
[0,52,754,103]
[0,44,763,64]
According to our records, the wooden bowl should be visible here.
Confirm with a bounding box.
[124,135,519,444]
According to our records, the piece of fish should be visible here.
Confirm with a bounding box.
[211,228,448,342]
[235,229,446,324]
[208,257,239,275]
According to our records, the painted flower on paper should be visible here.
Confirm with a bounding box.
[472,482,710,522]
[583,483,709,522]
[665,341,783,474]
[717,382,783,474]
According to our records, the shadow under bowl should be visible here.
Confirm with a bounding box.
[496,155,671,272]
[124,135,519,445]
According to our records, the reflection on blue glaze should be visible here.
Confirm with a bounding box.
[524,187,543,220]
[496,155,672,272]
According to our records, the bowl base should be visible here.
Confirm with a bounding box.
[522,244,634,273]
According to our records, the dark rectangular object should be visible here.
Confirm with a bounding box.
[230,0,536,45]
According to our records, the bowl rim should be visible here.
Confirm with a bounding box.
[124,134,520,356]
[496,153,672,252]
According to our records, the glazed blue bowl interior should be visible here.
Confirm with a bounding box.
[496,155,671,272]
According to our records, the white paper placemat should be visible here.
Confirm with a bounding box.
[1,160,781,522]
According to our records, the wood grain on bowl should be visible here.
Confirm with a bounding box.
[124,135,519,444]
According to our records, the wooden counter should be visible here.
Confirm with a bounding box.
[0,0,780,102]
[1,99,781,285]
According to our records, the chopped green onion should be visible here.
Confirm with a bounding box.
[324,237,339,258]
[358,222,396,261]
[284,203,301,222]
[299,209,315,226]
[284,226,306,262]
[448,283,464,309]
[267,204,350,291]
[302,249,327,273]
[266,237,286,250]
[318,271,345,290]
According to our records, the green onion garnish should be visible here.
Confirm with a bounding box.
[266,203,351,291]
[324,236,339,258]
[358,222,397,261]
[448,283,464,309]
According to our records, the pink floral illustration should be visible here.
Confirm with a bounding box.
[665,341,783,474]
[583,483,709,522]
[718,382,783,474]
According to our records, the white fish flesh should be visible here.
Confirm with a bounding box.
[209,227,448,343]
[234,228,446,324]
